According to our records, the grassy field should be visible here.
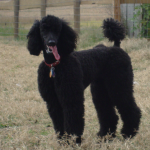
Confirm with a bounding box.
[0,37,150,149]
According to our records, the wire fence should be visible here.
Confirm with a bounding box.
[0,0,150,48]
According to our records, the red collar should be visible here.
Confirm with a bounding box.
[44,59,60,68]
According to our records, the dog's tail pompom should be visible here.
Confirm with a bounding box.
[102,18,125,47]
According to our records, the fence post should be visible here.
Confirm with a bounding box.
[14,0,20,39]
[114,0,121,21]
[41,0,46,18]
[74,0,80,33]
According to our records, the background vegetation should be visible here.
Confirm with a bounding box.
[132,4,150,38]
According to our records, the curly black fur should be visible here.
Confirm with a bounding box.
[27,20,44,56]
[102,18,126,47]
[27,15,141,144]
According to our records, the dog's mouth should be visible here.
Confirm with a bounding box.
[46,45,60,60]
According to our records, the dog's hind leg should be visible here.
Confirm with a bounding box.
[90,80,119,139]
[104,67,141,139]
[116,96,141,139]
[107,84,141,139]
[38,62,64,138]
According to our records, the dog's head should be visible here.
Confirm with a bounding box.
[27,15,78,61]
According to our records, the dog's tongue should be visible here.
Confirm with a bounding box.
[49,46,60,60]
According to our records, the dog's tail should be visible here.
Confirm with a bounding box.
[102,18,125,47]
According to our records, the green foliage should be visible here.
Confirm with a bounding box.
[132,4,150,38]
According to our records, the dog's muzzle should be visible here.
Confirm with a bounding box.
[46,46,53,54]
[46,40,57,54]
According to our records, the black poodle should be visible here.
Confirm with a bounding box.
[27,15,141,144]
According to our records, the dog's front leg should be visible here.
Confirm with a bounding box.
[38,62,64,138]
[59,81,85,144]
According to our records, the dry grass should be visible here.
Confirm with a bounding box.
[0,38,150,150]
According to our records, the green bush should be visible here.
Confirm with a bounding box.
[132,4,150,38]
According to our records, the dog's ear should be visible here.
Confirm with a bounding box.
[27,20,44,56]
[57,20,78,56]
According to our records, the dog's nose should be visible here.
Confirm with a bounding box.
[47,40,56,46]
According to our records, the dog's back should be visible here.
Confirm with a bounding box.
[72,18,126,88]
[73,44,131,89]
